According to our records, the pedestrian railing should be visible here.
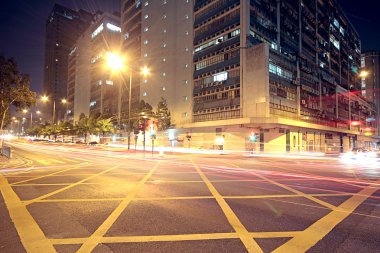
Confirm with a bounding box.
[1,145,11,159]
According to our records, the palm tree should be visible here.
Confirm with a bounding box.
[76,116,95,143]
[96,117,114,137]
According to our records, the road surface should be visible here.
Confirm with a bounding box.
[0,141,379,253]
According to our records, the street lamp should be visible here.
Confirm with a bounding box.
[106,51,150,150]
[22,109,42,128]
[41,95,67,124]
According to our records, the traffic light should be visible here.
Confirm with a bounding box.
[249,131,257,142]
[138,120,145,131]
[186,132,192,141]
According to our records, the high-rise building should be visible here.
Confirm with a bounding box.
[121,0,194,126]
[189,0,377,152]
[43,4,92,123]
[67,12,121,122]
[361,51,380,137]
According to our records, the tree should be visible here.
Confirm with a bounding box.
[95,117,114,137]
[0,55,36,132]
[25,125,42,137]
[156,97,171,131]
[76,115,95,143]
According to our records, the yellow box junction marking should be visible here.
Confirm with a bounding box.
[0,175,56,253]
[77,161,161,253]
[189,158,263,253]
[273,178,380,252]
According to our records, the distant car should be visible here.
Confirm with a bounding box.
[88,141,98,146]
[341,148,379,162]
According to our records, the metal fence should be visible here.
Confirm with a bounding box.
[1,145,11,158]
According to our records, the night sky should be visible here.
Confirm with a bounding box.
[0,0,379,94]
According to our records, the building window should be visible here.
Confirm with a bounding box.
[144,79,148,83]
[106,80,113,85]
[185,64,188,68]
[162,58,166,62]
[143,92,147,96]
[144,40,149,45]
[91,23,104,39]
[213,71,228,82]
[162,43,167,48]
[182,112,188,117]
[144,1,149,6]
[185,31,189,36]
[144,27,149,32]
[162,72,166,77]
[163,0,167,4]
[183,96,188,101]
[185,14,189,19]
[269,63,293,80]
[162,14,167,19]
[106,23,121,32]
[185,47,189,51]
[162,86,166,91]
[144,14,149,19]
[163,29,167,33]
[183,80,188,84]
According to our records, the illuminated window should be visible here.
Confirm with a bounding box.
[144,1,148,6]
[106,23,121,32]
[144,27,149,32]
[106,80,113,85]
[144,40,149,45]
[144,14,149,19]
[143,92,147,96]
[162,86,166,91]
[213,71,228,82]
[91,23,104,39]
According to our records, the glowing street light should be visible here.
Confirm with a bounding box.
[106,52,124,72]
[358,70,368,78]
[40,95,68,123]
[106,51,150,150]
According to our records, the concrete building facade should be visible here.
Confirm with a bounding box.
[183,0,377,153]
[121,0,194,126]
[67,12,121,122]
[361,51,380,137]
[44,4,92,122]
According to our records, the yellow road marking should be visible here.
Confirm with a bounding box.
[49,231,303,245]
[77,162,161,253]
[49,159,65,164]
[11,163,89,185]
[37,159,50,165]
[273,180,380,252]
[273,179,380,252]
[23,164,121,206]
[0,175,56,253]
[226,161,337,210]
[190,158,263,253]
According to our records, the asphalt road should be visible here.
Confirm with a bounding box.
[0,141,379,253]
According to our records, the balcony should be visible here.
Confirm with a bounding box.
[194,16,240,44]
[195,0,239,27]
[194,56,240,78]
[194,36,240,61]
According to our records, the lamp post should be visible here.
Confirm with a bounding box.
[22,109,41,128]
[41,95,67,124]
[106,52,150,150]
